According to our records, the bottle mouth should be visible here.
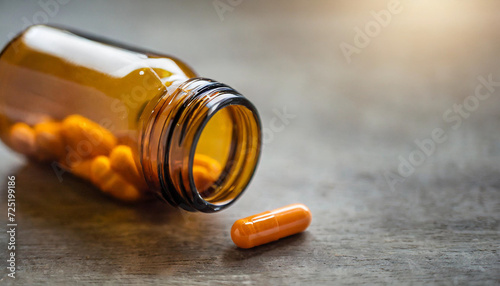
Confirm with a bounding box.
[155,78,261,212]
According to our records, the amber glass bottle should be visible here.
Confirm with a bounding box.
[0,25,261,212]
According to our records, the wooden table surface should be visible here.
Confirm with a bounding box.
[0,1,499,285]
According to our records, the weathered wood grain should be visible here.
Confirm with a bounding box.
[0,1,499,285]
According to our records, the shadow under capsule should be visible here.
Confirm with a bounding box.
[222,231,312,263]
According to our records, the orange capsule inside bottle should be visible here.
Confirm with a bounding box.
[231,204,312,249]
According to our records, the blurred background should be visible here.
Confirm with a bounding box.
[0,0,499,284]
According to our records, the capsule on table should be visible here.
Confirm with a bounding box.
[231,204,312,249]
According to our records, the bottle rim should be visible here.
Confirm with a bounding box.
[145,77,262,212]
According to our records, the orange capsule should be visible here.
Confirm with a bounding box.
[192,165,213,192]
[9,122,36,156]
[61,114,116,158]
[33,120,65,161]
[109,145,148,190]
[70,159,93,180]
[194,154,222,177]
[90,156,141,201]
[231,204,312,249]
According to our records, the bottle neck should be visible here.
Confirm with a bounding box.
[140,78,261,212]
